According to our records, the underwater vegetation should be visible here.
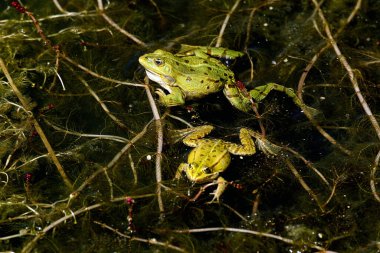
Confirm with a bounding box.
[0,0,379,252]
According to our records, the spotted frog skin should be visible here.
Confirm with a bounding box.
[139,44,319,115]
[139,44,249,111]
[175,125,260,202]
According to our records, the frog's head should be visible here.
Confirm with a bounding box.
[139,50,177,92]
[179,163,220,183]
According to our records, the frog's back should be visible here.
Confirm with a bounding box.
[188,140,231,174]
[175,56,235,99]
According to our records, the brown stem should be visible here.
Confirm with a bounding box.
[0,58,73,189]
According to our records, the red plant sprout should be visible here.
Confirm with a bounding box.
[24,172,33,200]
[125,197,136,234]
[10,1,26,13]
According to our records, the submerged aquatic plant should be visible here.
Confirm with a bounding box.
[0,0,379,252]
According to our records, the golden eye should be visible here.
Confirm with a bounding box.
[154,58,163,66]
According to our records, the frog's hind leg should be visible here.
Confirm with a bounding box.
[177,45,244,60]
[223,83,253,112]
[249,83,320,117]
[182,125,214,147]
[245,129,282,156]
[226,128,256,155]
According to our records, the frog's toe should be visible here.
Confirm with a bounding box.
[207,190,221,204]
[155,88,166,96]
[207,177,228,204]
[155,88,169,104]
[301,105,322,119]
[255,138,282,156]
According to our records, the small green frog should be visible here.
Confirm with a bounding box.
[139,44,318,115]
[175,125,280,202]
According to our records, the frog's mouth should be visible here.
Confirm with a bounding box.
[185,168,219,183]
[145,69,175,94]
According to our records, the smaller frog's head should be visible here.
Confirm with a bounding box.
[179,163,220,183]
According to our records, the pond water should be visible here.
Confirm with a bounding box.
[0,0,379,252]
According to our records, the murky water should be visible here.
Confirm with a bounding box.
[0,1,379,252]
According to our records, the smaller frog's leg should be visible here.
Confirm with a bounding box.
[245,129,282,156]
[155,86,186,107]
[207,176,228,203]
[225,128,256,155]
[249,83,320,117]
[182,125,214,147]
[177,44,244,60]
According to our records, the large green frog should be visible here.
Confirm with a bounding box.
[139,44,318,115]
[175,125,280,202]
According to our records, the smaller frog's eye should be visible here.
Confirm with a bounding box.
[203,167,211,174]
[154,58,164,66]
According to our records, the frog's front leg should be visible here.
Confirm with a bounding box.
[249,83,320,117]
[155,86,186,107]
[223,82,253,112]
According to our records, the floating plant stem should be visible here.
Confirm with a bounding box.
[0,58,73,189]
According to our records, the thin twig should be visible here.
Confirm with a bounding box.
[94,221,186,252]
[51,0,68,13]
[215,0,241,47]
[370,150,380,202]
[70,120,152,199]
[42,118,129,143]
[144,80,165,217]
[283,146,330,186]
[297,44,352,155]
[61,55,145,87]
[70,66,131,131]
[128,152,138,185]
[21,203,103,253]
[311,0,380,141]
[296,0,363,155]
[285,158,325,212]
[172,227,326,251]
[310,0,380,203]
[0,58,73,189]
[97,0,147,47]
[244,0,278,82]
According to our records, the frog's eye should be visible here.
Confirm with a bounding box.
[154,58,164,66]
[202,167,211,174]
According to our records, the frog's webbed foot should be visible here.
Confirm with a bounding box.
[300,104,321,119]
[249,83,321,118]
[255,138,282,156]
[246,129,282,156]
[207,177,228,204]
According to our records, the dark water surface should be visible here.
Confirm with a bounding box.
[0,0,379,252]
